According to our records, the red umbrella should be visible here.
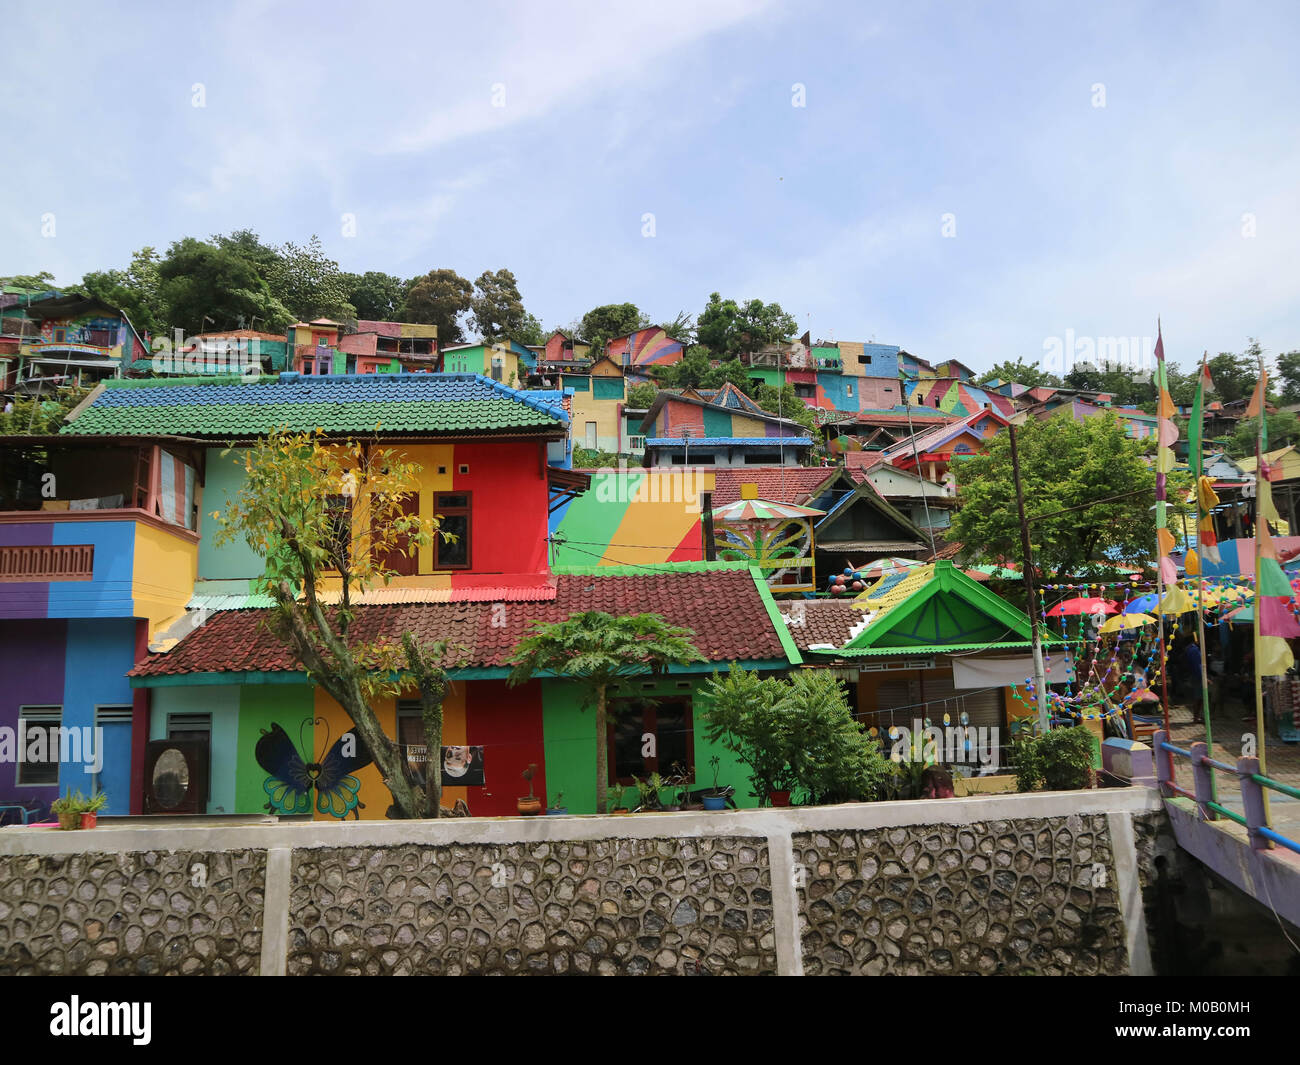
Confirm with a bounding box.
[1046,596,1118,617]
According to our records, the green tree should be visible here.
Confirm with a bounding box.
[701,357,755,394]
[506,611,703,813]
[626,382,658,409]
[75,247,165,337]
[213,229,281,277]
[656,345,713,389]
[656,311,694,343]
[1275,350,1300,405]
[979,358,1061,390]
[1206,345,1260,404]
[401,268,473,344]
[512,312,548,347]
[947,411,1188,577]
[0,271,57,291]
[158,237,292,334]
[1226,412,1300,458]
[754,382,820,437]
[212,429,462,819]
[343,271,407,321]
[579,303,647,350]
[469,268,529,339]
[268,235,355,322]
[695,292,797,358]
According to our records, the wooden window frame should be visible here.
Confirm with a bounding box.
[433,491,472,570]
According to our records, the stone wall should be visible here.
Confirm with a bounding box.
[287,837,773,976]
[795,814,1125,975]
[0,788,1168,976]
[0,849,265,976]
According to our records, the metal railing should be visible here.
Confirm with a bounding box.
[1155,729,1300,856]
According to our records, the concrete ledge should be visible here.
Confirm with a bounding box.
[0,787,1163,856]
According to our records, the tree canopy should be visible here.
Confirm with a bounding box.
[469,268,529,340]
[979,359,1061,391]
[695,293,797,358]
[947,411,1188,577]
[401,268,473,344]
[578,303,647,350]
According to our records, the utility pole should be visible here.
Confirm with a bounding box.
[1009,424,1050,731]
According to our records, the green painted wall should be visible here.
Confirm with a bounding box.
[199,448,263,580]
[593,376,624,401]
[235,684,315,814]
[150,684,241,814]
[702,406,733,437]
[539,675,759,813]
[548,471,640,568]
[748,368,783,389]
[563,375,590,392]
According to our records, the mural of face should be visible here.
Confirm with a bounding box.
[443,745,474,778]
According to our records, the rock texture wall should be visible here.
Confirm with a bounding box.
[794,814,1127,975]
[287,836,774,975]
[0,849,265,976]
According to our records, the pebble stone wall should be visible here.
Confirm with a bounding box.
[0,849,266,975]
[794,814,1127,975]
[287,836,775,975]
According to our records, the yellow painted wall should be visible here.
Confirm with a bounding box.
[132,523,199,637]
[570,390,622,452]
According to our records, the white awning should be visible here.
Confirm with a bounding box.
[951,654,1075,688]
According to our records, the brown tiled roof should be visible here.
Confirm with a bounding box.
[710,466,838,506]
[778,600,863,651]
[130,565,790,679]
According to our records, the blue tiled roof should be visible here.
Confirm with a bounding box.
[646,437,813,448]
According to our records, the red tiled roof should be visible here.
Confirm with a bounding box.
[710,467,837,506]
[131,566,789,679]
[778,600,863,651]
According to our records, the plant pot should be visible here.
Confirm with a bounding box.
[702,795,727,811]
[768,790,792,807]
[546,807,568,816]
[516,797,542,816]
[79,812,98,829]
[56,811,79,830]
[610,807,631,815]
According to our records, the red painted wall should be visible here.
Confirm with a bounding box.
[465,679,547,815]
[448,441,550,577]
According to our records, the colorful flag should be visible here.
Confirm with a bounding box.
[1189,356,1221,564]
[1254,367,1298,674]
[1153,326,1178,584]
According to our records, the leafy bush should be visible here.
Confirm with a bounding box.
[1013,726,1094,792]
[701,666,890,805]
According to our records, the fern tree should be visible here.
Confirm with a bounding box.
[213,428,464,818]
[506,611,703,813]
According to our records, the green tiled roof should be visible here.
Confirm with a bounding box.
[61,372,568,438]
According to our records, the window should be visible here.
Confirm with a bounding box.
[396,699,426,778]
[744,453,778,464]
[16,706,61,785]
[846,383,854,397]
[794,384,815,399]
[324,494,353,569]
[374,493,418,576]
[433,492,471,569]
[860,354,871,364]
[585,422,598,449]
[608,697,694,785]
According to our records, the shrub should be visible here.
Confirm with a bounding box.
[1013,726,1094,792]
[702,666,890,805]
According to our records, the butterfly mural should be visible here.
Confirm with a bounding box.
[255,717,372,819]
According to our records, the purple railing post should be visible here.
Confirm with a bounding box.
[1154,730,1171,796]
[1190,741,1213,821]
[1236,756,1271,851]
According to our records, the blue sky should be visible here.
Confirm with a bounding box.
[3,0,1298,374]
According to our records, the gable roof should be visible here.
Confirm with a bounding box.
[814,476,928,546]
[128,561,801,683]
[710,466,839,506]
[60,372,569,439]
[808,560,1038,656]
[881,408,1008,462]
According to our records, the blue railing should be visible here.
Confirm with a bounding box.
[1155,729,1300,856]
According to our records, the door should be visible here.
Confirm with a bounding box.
[374,493,420,575]
[94,706,133,815]
[585,422,598,450]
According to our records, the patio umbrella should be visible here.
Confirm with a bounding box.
[1123,593,1159,614]
[1047,596,1117,617]
[710,498,826,522]
[1099,612,1155,633]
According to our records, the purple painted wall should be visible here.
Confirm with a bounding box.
[0,618,67,812]
[0,522,52,618]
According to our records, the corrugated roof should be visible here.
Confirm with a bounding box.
[61,373,568,438]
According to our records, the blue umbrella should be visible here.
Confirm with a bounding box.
[1124,594,1159,614]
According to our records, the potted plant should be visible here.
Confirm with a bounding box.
[517,763,542,816]
[610,783,632,814]
[632,772,664,812]
[546,791,568,816]
[80,790,108,828]
[50,787,92,830]
[702,755,728,811]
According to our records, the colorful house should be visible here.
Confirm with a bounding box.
[289,319,438,376]
[880,408,1010,480]
[606,327,685,382]
[441,338,531,384]
[564,355,627,453]
[13,293,151,392]
[781,560,1043,749]
[127,561,800,818]
[640,392,812,466]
